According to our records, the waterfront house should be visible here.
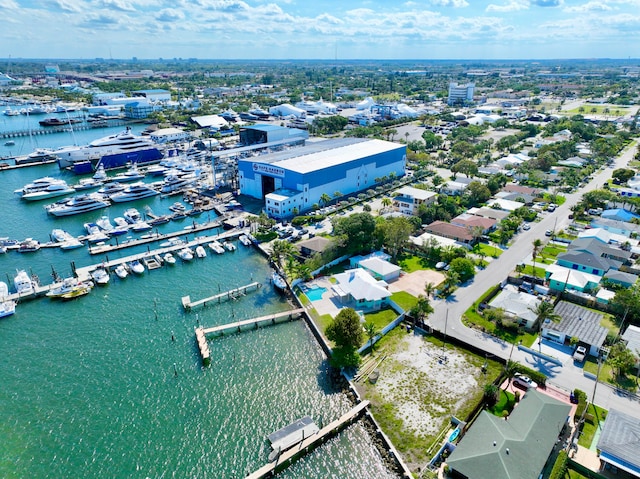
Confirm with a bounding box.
[332,269,391,312]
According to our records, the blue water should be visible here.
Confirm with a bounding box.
[305,286,327,302]
[0,132,399,478]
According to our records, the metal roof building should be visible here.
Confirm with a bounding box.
[238,138,406,218]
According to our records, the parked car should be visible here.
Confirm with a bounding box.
[513,374,538,390]
[545,230,552,237]
[522,223,531,231]
[573,346,587,362]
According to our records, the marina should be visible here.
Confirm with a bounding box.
[0,114,401,479]
[182,281,262,310]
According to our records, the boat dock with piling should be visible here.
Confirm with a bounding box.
[181,281,261,310]
[245,401,371,479]
[199,308,305,336]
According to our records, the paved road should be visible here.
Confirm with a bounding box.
[428,141,639,413]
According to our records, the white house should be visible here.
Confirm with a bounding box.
[332,269,391,311]
[392,186,437,215]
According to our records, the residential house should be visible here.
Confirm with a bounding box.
[297,236,332,258]
[488,198,525,212]
[392,186,437,216]
[603,270,638,288]
[556,251,618,276]
[568,237,632,265]
[494,191,535,205]
[411,232,462,250]
[601,209,640,223]
[591,217,640,238]
[596,409,640,478]
[451,213,497,235]
[355,257,401,282]
[621,325,640,360]
[467,207,511,222]
[488,286,542,329]
[557,156,586,168]
[545,264,601,293]
[447,389,571,479]
[332,268,391,311]
[542,301,608,357]
[502,184,541,197]
[424,221,474,245]
[440,177,473,196]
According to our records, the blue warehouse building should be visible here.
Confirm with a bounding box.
[238,138,406,218]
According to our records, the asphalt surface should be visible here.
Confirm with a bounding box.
[428,141,640,413]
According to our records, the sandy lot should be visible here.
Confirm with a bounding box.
[373,334,482,438]
[388,269,445,298]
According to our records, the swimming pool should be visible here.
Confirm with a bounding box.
[304,286,327,302]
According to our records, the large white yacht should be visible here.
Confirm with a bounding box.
[15,177,70,198]
[109,182,159,203]
[54,127,164,174]
[45,193,110,217]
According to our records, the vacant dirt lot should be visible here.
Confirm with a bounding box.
[388,270,445,298]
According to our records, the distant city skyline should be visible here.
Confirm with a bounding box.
[2,0,640,60]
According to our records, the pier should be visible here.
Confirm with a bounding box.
[0,120,129,140]
[199,308,305,336]
[181,282,261,310]
[245,400,371,479]
[195,327,211,366]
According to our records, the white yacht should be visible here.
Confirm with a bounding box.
[109,163,145,183]
[114,264,129,279]
[160,173,196,194]
[98,182,126,196]
[208,240,225,255]
[73,178,104,191]
[45,193,110,217]
[163,253,176,265]
[21,182,74,201]
[14,270,36,295]
[177,247,194,261]
[54,127,164,174]
[15,177,70,198]
[195,245,207,258]
[223,241,236,252]
[0,298,16,318]
[91,268,110,285]
[123,208,142,224]
[109,182,159,203]
[128,260,145,274]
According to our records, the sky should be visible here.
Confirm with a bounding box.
[1,0,640,60]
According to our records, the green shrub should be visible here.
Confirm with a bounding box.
[513,364,547,387]
[549,450,568,479]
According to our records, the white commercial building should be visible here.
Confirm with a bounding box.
[238,138,406,219]
[448,82,475,105]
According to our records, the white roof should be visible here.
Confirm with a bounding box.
[489,198,525,211]
[191,115,229,128]
[394,186,437,201]
[333,269,391,302]
[489,287,541,324]
[410,232,461,248]
[547,264,601,289]
[267,138,403,175]
[358,257,401,276]
[150,127,188,137]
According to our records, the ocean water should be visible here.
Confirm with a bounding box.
[0,125,399,478]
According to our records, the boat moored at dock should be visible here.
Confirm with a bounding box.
[45,193,110,217]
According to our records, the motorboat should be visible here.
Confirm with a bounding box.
[123,208,142,224]
[83,222,109,243]
[4,140,15,146]
[21,182,75,201]
[53,127,164,174]
[46,277,93,299]
[113,217,131,231]
[177,247,194,261]
[51,229,84,250]
[128,260,145,275]
[39,117,81,126]
[96,215,114,232]
[109,163,145,183]
[18,238,41,253]
[98,182,126,196]
[91,268,110,285]
[169,202,186,213]
[114,264,128,279]
[144,164,167,176]
[195,245,207,258]
[223,241,236,252]
[159,237,184,248]
[51,229,73,243]
[0,299,16,318]
[60,237,84,250]
[163,252,176,265]
[239,234,252,246]
[109,182,158,203]
[92,164,107,181]
[14,270,36,295]
[73,178,104,191]
[131,220,152,232]
[208,240,225,254]
[272,272,287,293]
[60,284,92,300]
[0,281,8,299]
[45,193,110,217]
[15,177,70,198]
[160,173,196,194]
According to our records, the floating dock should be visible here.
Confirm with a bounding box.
[245,401,371,479]
[268,416,319,453]
[181,281,261,310]
[195,327,211,366]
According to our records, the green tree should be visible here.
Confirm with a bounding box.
[483,383,499,407]
[529,301,562,352]
[333,212,378,254]
[364,321,379,353]
[451,159,478,178]
[326,308,364,350]
[270,240,295,272]
[424,282,436,299]
[448,257,476,282]
[422,130,443,151]
[607,342,636,378]
[612,168,636,184]
[319,193,332,207]
[380,216,413,261]
[532,238,543,281]
[464,181,491,207]
[409,295,434,323]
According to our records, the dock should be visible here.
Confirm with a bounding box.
[181,282,262,310]
[199,308,305,336]
[195,327,211,366]
[245,401,371,479]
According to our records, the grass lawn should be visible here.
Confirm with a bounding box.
[542,193,566,205]
[599,314,619,336]
[487,389,516,417]
[319,260,350,276]
[542,244,567,258]
[391,291,419,312]
[474,242,502,258]
[398,254,432,273]
[583,358,639,392]
[364,307,398,332]
[577,404,608,448]
[522,265,546,278]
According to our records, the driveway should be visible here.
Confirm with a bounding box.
[388,270,445,298]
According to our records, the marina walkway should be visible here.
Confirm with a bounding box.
[245,401,370,479]
[200,308,305,336]
[181,282,261,310]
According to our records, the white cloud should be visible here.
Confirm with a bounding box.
[564,1,612,12]
[531,0,563,6]
[156,8,184,21]
[0,0,19,8]
[486,0,528,12]
[97,0,136,12]
[430,0,470,7]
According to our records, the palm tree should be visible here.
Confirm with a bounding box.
[483,383,499,407]
[319,193,331,207]
[270,240,295,272]
[531,238,543,281]
[424,282,436,299]
[364,321,379,353]
[529,300,562,352]
[381,197,392,212]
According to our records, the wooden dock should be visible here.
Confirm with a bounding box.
[245,401,371,479]
[200,308,305,336]
[195,327,211,366]
[181,281,262,310]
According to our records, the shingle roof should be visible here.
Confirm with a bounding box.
[447,389,570,479]
[603,270,638,285]
[425,221,473,241]
[557,251,616,271]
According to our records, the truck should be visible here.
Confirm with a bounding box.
[573,345,587,362]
